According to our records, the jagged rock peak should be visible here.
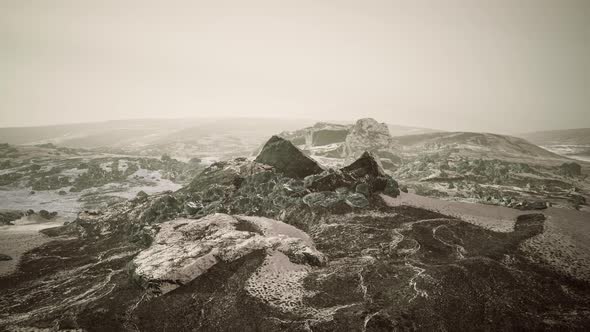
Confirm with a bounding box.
[255,135,323,179]
[342,151,386,177]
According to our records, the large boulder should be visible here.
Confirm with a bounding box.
[132,213,325,294]
[344,118,392,157]
[342,151,386,177]
[255,135,323,179]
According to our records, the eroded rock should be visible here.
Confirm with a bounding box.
[132,213,324,294]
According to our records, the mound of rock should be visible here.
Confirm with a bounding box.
[305,151,400,198]
[132,213,324,294]
[255,135,323,179]
[344,118,393,156]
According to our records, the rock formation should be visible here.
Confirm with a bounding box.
[255,135,324,179]
[132,213,324,294]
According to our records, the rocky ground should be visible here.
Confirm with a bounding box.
[280,118,590,211]
[0,143,203,215]
[1,136,589,331]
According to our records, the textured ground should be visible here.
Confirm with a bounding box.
[1,136,589,331]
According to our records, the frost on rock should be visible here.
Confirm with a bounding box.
[132,213,325,294]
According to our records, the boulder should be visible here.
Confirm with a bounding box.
[255,136,323,179]
[344,118,392,157]
[560,162,582,176]
[342,151,386,178]
[38,210,58,220]
[132,214,324,294]
[0,253,13,261]
[0,209,24,225]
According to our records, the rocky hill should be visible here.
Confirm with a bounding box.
[278,119,590,211]
[1,136,589,331]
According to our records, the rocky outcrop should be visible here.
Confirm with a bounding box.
[344,118,393,157]
[560,162,582,176]
[306,151,400,198]
[0,209,23,225]
[255,136,324,179]
[132,213,324,294]
[38,210,58,220]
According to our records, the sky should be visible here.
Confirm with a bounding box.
[1,0,589,133]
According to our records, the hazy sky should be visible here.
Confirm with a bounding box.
[1,0,589,132]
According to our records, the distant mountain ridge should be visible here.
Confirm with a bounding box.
[520,128,590,146]
[519,128,590,161]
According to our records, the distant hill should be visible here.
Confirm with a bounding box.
[0,118,315,159]
[393,131,564,161]
[520,128,590,146]
[519,128,590,161]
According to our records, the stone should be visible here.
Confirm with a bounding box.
[344,118,392,158]
[0,254,13,261]
[255,136,323,179]
[38,210,58,219]
[345,193,369,208]
[342,151,386,178]
[383,178,401,197]
[131,214,324,294]
[302,192,342,208]
[355,183,370,196]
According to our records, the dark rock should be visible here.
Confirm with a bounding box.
[0,254,12,261]
[0,209,24,225]
[513,200,548,211]
[355,182,370,196]
[255,135,323,179]
[135,190,149,201]
[560,162,582,176]
[58,190,67,195]
[39,210,58,219]
[342,151,386,178]
[383,178,401,197]
[306,170,354,192]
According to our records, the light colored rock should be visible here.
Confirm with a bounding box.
[132,213,324,294]
[344,118,393,159]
